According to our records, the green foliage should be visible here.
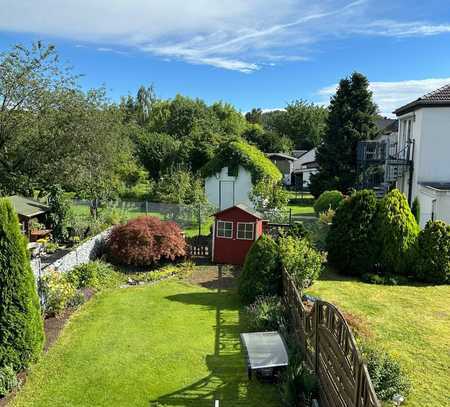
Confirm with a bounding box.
[245,296,285,332]
[414,220,450,284]
[39,270,78,317]
[376,189,419,275]
[242,123,294,154]
[313,190,344,214]
[279,236,322,290]
[310,72,379,197]
[250,178,289,210]
[124,262,195,283]
[98,208,129,226]
[202,138,282,184]
[239,235,281,304]
[44,242,59,254]
[327,190,379,275]
[47,185,73,242]
[284,222,310,240]
[0,365,18,397]
[362,345,411,401]
[411,197,421,224]
[0,199,44,371]
[66,261,122,291]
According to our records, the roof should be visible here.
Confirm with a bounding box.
[266,153,296,161]
[7,195,50,218]
[421,182,450,192]
[394,84,450,116]
[375,117,398,133]
[292,150,308,158]
[214,203,264,220]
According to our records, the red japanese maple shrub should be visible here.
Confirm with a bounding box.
[106,216,186,266]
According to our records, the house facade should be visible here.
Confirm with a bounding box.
[292,148,318,190]
[266,153,296,185]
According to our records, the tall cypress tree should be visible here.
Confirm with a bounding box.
[310,72,379,197]
[0,198,44,370]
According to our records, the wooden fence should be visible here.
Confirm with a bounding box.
[185,235,211,259]
[282,269,381,407]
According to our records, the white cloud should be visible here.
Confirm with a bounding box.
[0,0,450,72]
[318,78,450,116]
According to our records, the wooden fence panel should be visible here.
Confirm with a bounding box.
[185,236,211,259]
[282,269,380,407]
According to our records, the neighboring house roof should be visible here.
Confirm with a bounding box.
[266,153,296,161]
[214,203,264,220]
[375,117,398,133]
[293,148,317,172]
[421,182,450,192]
[202,139,282,183]
[7,195,50,218]
[292,150,308,159]
[394,84,450,116]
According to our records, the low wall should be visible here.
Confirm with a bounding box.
[31,228,110,276]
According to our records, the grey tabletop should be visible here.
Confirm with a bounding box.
[240,331,289,369]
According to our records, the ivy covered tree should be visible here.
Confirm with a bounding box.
[0,199,44,370]
[310,72,379,197]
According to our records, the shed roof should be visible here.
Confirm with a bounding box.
[7,195,50,218]
[394,84,450,115]
[214,203,264,220]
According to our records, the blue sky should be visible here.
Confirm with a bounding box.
[1,0,450,116]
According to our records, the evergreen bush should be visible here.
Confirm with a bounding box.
[0,365,18,397]
[376,190,419,275]
[327,190,379,275]
[411,197,420,224]
[0,199,44,371]
[414,220,450,284]
[238,235,281,304]
[313,190,344,215]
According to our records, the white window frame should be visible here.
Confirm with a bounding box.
[236,222,255,241]
[216,220,233,239]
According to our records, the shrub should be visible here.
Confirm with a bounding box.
[99,208,128,226]
[284,222,309,240]
[45,242,59,254]
[106,216,186,267]
[39,270,77,317]
[376,189,419,275]
[411,197,420,224]
[0,365,18,397]
[313,190,344,215]
[245,296,285,332]
[0,199,44,371]
[239,235,281,304]
[363,345,411,402]
[318,208,335,224]
[327,190,379,275]
[47,185,72,242]
[279,236,322,290]
[414,220,450,284]
[66,261,122,290]
[125,262,195,283]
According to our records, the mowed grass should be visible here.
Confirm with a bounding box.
[287,192,315,217]
[12,281,280,407]
[306,271,450,407]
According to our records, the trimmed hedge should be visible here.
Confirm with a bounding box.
[106,216,186,267]
[327,190,379,275]
[202,138,282,184]
[0,199,44,371]
[238,235,281,304]
[414,220,450,284]
[313,190,344,215]
[376,190,419,275]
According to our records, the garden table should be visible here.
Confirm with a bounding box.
[240,331,289,381]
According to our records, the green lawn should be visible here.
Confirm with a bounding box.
[12,281,280,407]
[287,193,315,217]
[306,271,450,407]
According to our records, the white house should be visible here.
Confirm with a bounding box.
[205,165,254,210]
[266,153,296,185]
[292,148,318,190]
[392,84,450,227]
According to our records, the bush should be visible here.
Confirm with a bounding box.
[0,199,44,371]
[245,296,285,332]
[39,270,77,317]
[414,220,450,284]
[284,222,309,240]
[376,189,419,275]
[99,208,128,226]
[238,235,281,304]
[313,190,344,215]
[66,261,122,290]
[124,262,195,283]
[411,197,420,224]
[0,365,18,397]
[363,345,411,402]
[327,190,379,275]
[45,242,59,254]
[106,216,186,267]
[279,236,322,290]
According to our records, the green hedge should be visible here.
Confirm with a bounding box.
[202,138,282,184]
[414,220,450,284]
[0,199,44,371]
[313,190,344,215]
[327,190,379,275]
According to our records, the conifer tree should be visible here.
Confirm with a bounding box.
[310,72,379,197]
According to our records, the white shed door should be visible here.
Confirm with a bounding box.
[219,181,235,210]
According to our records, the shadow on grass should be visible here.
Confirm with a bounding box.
[149,266,277,406]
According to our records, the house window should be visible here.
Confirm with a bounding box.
[217,220,233,238]
[237,222,254,240]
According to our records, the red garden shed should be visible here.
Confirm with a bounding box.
[212,204,265,266]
